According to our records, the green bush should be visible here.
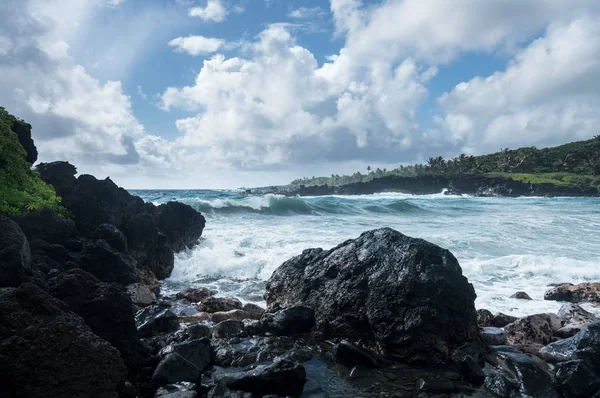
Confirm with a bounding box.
[0,107,70,217]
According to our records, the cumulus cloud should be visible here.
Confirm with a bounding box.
[288,7,327,19]
[439,17,600,154]
[168,35,225,55]
[189,0,227,22]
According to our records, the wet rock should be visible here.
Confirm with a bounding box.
[49,269,151,373]
[555,303,598,338]
[211,309,248,323]
[265,228,477,361]
[127,282,157,306]
[11,208,77,245]
[452,343,486,364]
[491,312,518,328]
[0,283,126,397]
[214,359,306,397]
[93,223,128,252]
[262,305,315,336]
[243,319,264,336]
[486,346,558,398]
[176,287,214,302]
[349,365,371,380]
[539,322,600,365]
[504,313,562,346]
[155,383,198,398]
[510,291,532,300]
[152,353,201,385]
[480,327,507,345]
[137,305,180,338]
[332,341,379,368]
[417,379,456,394]
[75,239,139,285]
[198,296,243,313]
[0,216,32,287]
[140,266,161,296]
[477,309,494,326]
[243,303,265,320]
[159,338,215,373]
[157,201,206,252]
[208,385,253,398]
[213,320,247,339]
[213,336,305,368]
[457,355,485,384]
[175,324,212,342]
[555,360,600,398]
[545,282,600,304]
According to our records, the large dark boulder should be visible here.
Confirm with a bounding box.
[265,228,478,361]
[545,283,600,304]
[48,269,150,373]
[261,305,315,336]
[93,223,128,252]
[539,322,600,368]
[157,201,206,252]
[0,283,126,397]
[0,216,32,287]
[555,360,600,398]
[136,305,180,338]
[36,161,78,197]
[10,208,77,245]
[75,239,139,285]
[10,117,37,164]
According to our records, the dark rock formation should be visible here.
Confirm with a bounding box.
[75,239,139,285]
[158,338,215,374]
[0,283,126,397]
[198,296,243,313]
[48,269,150,373]
[476,309,494,326]
[510,291,532,300]
[504,313,562,346]
[152,353,201,385]
[176,287,215,302]
[93,223,128,252]
[491,312,518,328]
[261,305,315,336]
[157,201,206,252]
[539,322,600,366]
[35,161,78,197]
[127,282,156,307]
[136,305,180,338]
[214,359,306,397]
[555,360,600,398]
[11,209,77,245]
[545,283,600,304]
[242,303,265,319]
[10,117,37,164]
[213,320,246,339]
[0,217,32,287]
[556,303,598,338]
[265,228,478,361]
[332,341,379,368]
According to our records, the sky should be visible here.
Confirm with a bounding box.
[1,0,600,189]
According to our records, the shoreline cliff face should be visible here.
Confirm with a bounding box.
[248,174,599,197]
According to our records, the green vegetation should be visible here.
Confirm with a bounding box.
[291,138,600,190]
[0,107,69,217]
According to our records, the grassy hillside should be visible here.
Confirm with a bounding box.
[291,138,600,190]
[0,107,69,217]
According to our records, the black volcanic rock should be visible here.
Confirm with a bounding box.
[49,269,150,374]
[265,228,478,362]
[0,283,126,398]
[93,223,128,252]
[157,201,206,252]
[75,239,139,285]
[0,216,32,287]
[35,161,78,197]
[10,117,37,164]
[11,208,77,245]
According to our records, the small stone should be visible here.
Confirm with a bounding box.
[242,303,265,320]
[198,297,242,313]
[477,309,494,326]
[491,313,518,328]
[212,320,247,339]
[176,287,214,303]
[510,291,532,300]
[127,282,156,306]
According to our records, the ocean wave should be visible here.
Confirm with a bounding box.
[182,194,426,216]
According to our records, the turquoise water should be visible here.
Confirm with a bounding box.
[132,190,600,317]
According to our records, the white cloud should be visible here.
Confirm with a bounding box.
[289,7,327,19]
[189,0,227,22]
[168,35,225,55]
[137,85,147,100]
[440,17,600,154]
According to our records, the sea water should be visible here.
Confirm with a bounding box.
[132,189,600,317]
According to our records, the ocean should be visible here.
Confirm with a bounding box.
[132,189,600,317]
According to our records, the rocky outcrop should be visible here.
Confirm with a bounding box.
[10,209,77,245]
[75,239,139,285]
[10,117,37,164]
[265,228,478,361]
[136,305,180,338]
[0,217,33,288]
[0,283,126,398]
[157,201,206,252]
[545,282,600,304]
[556,303,599,338]
[504,313,563,346]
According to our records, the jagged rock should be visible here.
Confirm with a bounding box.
[198,296,243,313]
[157,201,206,252]
[242,303,265,320]
[485,346,559,398]
[93,223,128,252]
[49,269,151,373]
[555,360,600,398]
[545,283,600,304]
[0,283,126,397]
[504,313,563,346]
[214,359,306,397]
[10,116,37,163]
[36,161,78,197]
[417,379,457,394]
[155,383,198,398]
[556,303,598,338]
[349,365,371,380]
[477,309,494,326]
[212,336,307,368]
[480,327,507,345]
[211,309,248,323]
[159,338,215,373]
[152,353,201,385]
[136,305,180,338]
[491,312,518,328]
[452,343,486,364]
[75,239,139,285]
[174,324,212,342]
[213,320,247,339]
[457,355,485,384]
[332,341,379,368]
[11,209,77,245]
[262,305,315,336]
[176,287,214,302]
[208,385,253,398]
[510,291,532,300]
[140,266,161,296]
[243,319,264,336]
[127,282,157,306]
[265,228,477,361]
[539,322,600,365]
[0,217,32,287]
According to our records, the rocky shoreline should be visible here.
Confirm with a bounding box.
[246,174,599,197]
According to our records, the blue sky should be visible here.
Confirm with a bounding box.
[1,0,600,188]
